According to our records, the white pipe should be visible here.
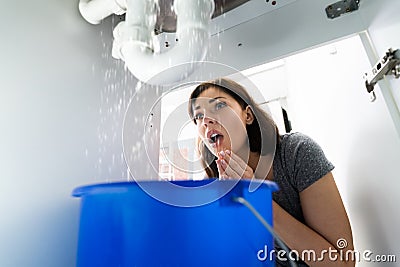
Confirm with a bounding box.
[79,0,127,25]
[113,0,215,85]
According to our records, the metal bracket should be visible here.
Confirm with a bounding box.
[325,0,360,19]
[364,48,400,102]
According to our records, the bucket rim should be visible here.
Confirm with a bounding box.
[72,179,279,197]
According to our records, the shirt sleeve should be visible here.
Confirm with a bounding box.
[283,132,335,192]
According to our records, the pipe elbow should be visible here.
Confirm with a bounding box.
[121,29,209,85]
[79,0,126,25]
[118,0,215,85]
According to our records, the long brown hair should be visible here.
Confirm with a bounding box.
[188,78,279,178]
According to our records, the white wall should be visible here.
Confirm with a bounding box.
[284,36,400,266]
[0,1,136,266]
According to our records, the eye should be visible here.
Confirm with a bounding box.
[193,113,204,124]
[215,101,227,111]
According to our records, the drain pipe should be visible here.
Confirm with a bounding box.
[79,0,127,25]
[112,0,215,85]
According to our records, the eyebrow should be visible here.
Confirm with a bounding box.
[194,96,226,110]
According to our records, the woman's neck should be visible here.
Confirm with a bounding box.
[248,151,260,172]
[240,150,274,181]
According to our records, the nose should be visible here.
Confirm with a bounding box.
[200,115,216,128]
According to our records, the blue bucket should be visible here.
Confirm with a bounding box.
[72,179,278,267]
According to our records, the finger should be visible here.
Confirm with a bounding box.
[219,173,229,180]
[216,159,226,172]
[223,152,247,177]
[216,159,226,178]
[227,151,255,179]
[242,169,255,179]
[223,154,254,179]
[225,150,249,170]
[217,160,228,180]
[221,159,241,178]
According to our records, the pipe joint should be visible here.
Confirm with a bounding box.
[79,0,127,25]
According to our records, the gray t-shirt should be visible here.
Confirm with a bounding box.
[272,132,335,267]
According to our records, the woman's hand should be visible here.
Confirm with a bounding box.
[216,150,254,179]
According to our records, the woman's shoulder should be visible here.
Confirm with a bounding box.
[276,132,334,192]
[276,131,333,174]
[279,132,318,153]
[280,131,314,142]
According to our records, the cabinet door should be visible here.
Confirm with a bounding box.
[359,0,400,135]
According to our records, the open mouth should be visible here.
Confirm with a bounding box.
[210,133,223,144]
[206,130,225,153]
[208,133,224,152]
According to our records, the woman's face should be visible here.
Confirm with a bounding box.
[192,87,251,156]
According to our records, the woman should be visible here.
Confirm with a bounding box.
[188,78,354,267]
